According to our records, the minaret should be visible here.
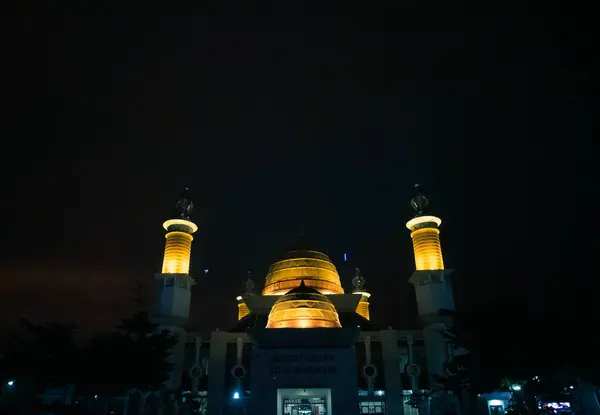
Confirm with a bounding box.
[406,184,455,412]
[352,268,371,321]
[236,271,254,320]
[406,184,455,315]
[153,186,198,390]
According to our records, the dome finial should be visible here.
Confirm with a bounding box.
[352,268,366,292]
[410,183,429,217]
[175,185,194,219]
[244,271,255,295]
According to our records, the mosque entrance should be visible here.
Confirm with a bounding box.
[278,389,331,415]
[283,396,327,415]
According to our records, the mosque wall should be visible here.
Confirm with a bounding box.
[249,346,359,415]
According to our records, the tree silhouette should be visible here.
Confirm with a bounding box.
[438,304,600,415]
[2,312,178,414]
[2,320,80,388]
[0,320,80,415]
[78,311,178,400]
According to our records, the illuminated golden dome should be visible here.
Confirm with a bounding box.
[263,248,344,296]
[266,281,342,328]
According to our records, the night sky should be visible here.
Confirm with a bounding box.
[3,4,594,336]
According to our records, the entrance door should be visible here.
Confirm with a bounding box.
[490,405,504,415]
[278,389,332,415]
[283,396,327,415]
[283,397,327,415]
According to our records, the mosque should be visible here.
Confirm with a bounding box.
[152,185,457,415]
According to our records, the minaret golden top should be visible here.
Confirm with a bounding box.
[161,186,198,274]
[406,184,442,230]
[405,184,445,271]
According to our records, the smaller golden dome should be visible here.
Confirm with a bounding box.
[266,281,342,329]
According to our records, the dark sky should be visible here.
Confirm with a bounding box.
[3,4,594,335]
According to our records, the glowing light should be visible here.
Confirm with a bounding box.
[262,250,344,295]
[356,298,371,320]
[569,385,574,389]
[344,253,348,262]
[161,231,194,274]
[204,269,209,274]
[406,215,442,230]
[237,302,250,320]
[410,227,444,270]
[488,400,504,406]
[266,285,342,328]
[233,392,240,399]
[236,296,243,301]
[375,390,385,396]
[163,218,198,233]
[353,291,371,298]
[7,380,14,386]
[511,384,522,391]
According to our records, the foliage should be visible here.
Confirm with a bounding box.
[405,390,432,409]
[77,311,178,397]
[1,320,80,389]
[1,311,178,401]
[439,302,600,397]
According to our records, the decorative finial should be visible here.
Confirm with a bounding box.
[352,268,366,292]
[244,271,255,295]
[410,184,429,216]
[175,185,194,219]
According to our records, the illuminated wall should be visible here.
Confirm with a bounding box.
[263,250,344,296]
[237,301,250,320]
[406,216,445,271]
[356,296,370,321]
[266,299,342,328]
[266,285,342,329]
[161,219,198,274]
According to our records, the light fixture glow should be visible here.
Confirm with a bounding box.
[233,392,240,399]
[7,380,14,386]
[409,227,444,270]
[406,215,442,230]
[488,400,504,406]
[162,231,194,274]
[163,218,198,233]
[511,384,522,391]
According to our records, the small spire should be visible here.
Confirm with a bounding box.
[352,268,366,292]
[288,232,312,252]
[175,185,194,220]
[244,271,255,295]
[133,281,144,312]
[410,184,429,217]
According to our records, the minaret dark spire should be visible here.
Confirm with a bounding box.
[352,268,366,292]
[410,183,430,217]
[175,185,194,220]
[287,232,313,252]
[244,271,255,295]
[133,281,144,312]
